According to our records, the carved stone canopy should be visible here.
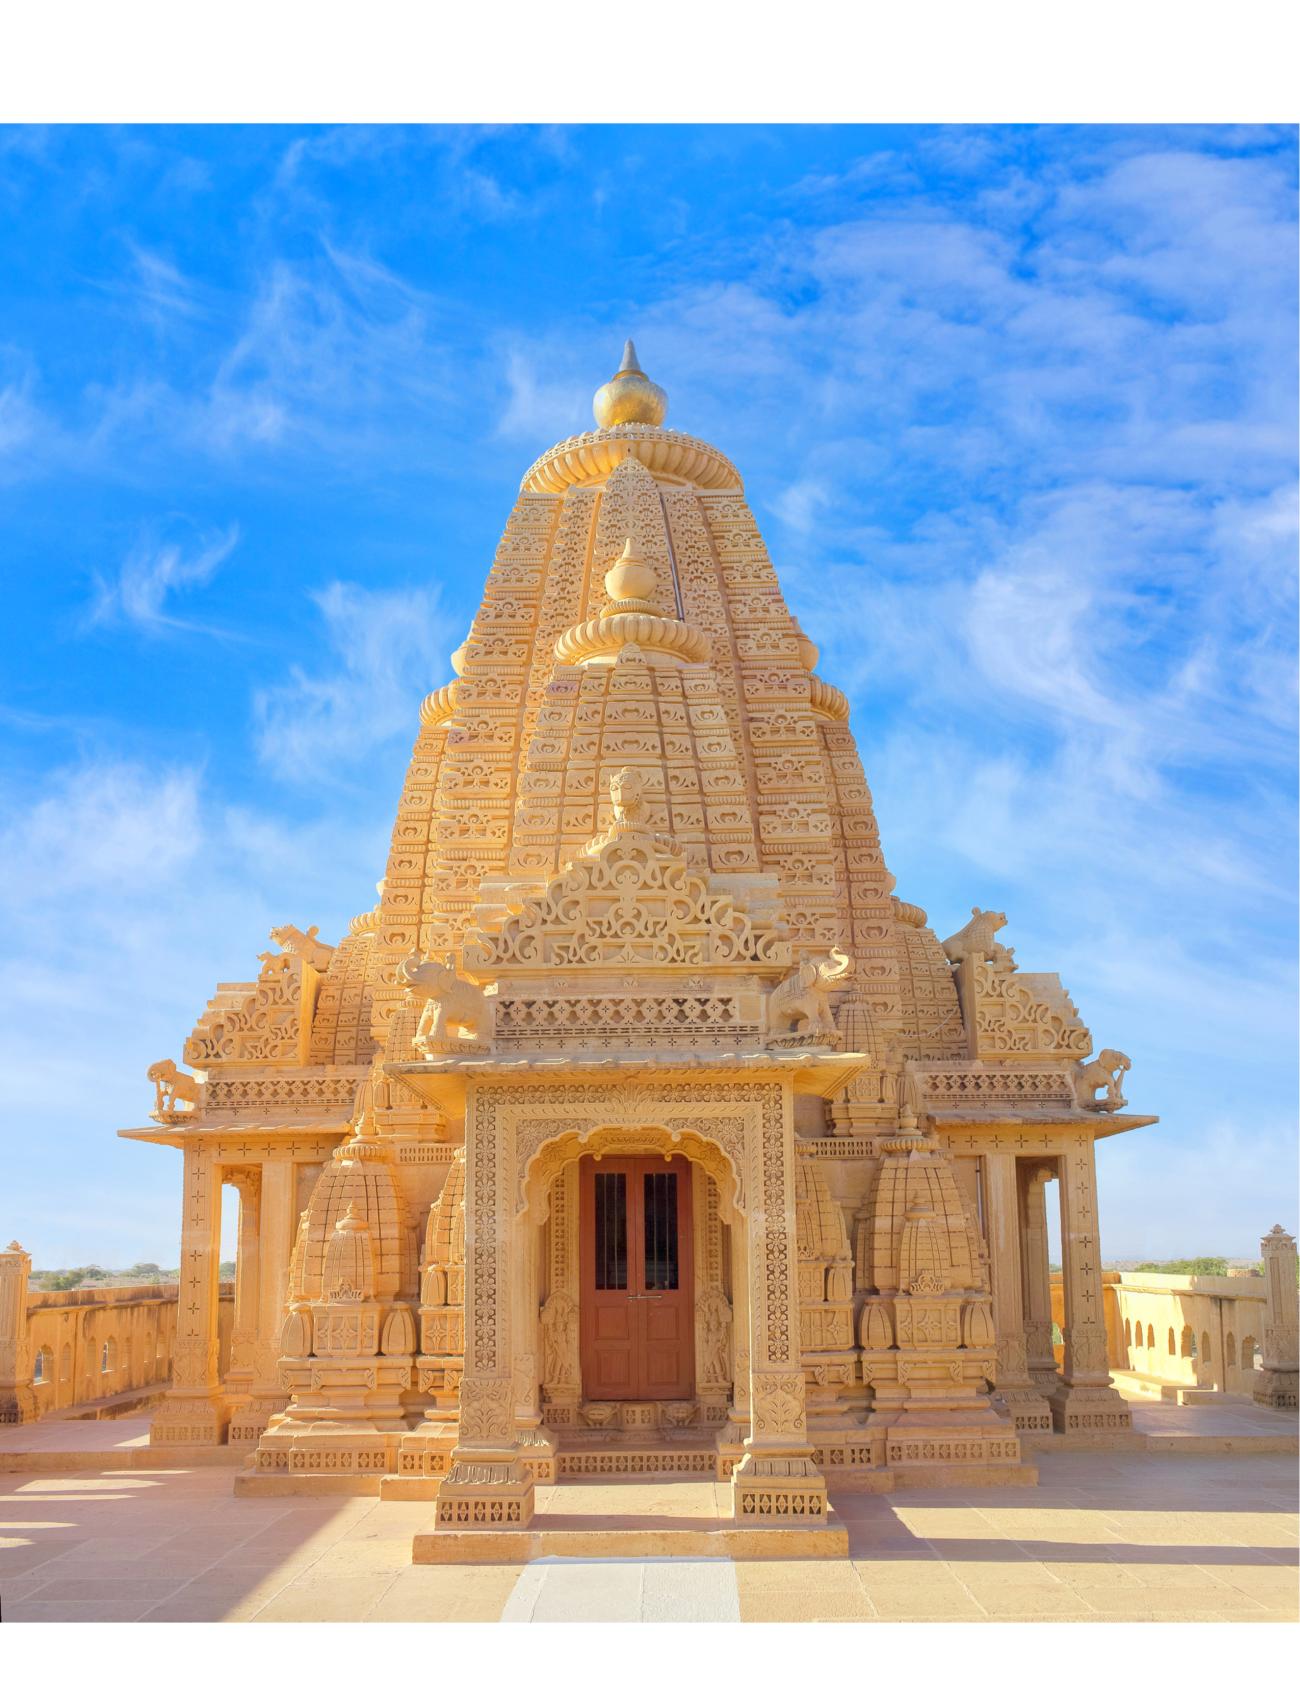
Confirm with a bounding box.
[461,823,791,976]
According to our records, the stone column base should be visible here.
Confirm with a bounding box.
[150,1391,230,1446]
[434,1458,536,1530]
[516,1424,558,1484]
[882,1410,1025,1472]
[1050,1384,1132,1432]
[395,1422,458,1480]
[251,1426,399,1477]
[1254,1370,1299,1410]
[731,1452,829,1527]
[995,1386,1054,1432]
[0,1384,37,1425]
[227,1396,289,1445]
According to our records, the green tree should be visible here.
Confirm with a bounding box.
[1132,1256,1228,1276]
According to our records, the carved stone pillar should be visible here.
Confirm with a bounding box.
[512,1218,555,1479]
[433,1088,535,1530]
[693,1168,731,1427]
[715,1211,751,1477]
[1019,1163,1059,1397]
[1255,1225,1298,1410]
[731,1084,829,1526]
[984,1153,1051,1431]
[222,1169,260,1404]
[0,1241,36,1424]
[1050,1137,1131,1432]
[230,1160,295,1443]
[152,1145,229,1445]
[539,1161,580,1426]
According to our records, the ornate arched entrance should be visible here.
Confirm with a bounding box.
[520,1121,744,1441]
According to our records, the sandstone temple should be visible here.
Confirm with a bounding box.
[118,343,1175,1555]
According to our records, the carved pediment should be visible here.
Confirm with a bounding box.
[463,826,790,973]
[964,961,1093,1060]
[185,950,320,1067]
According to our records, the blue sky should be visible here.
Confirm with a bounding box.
[1,124,1296,1268]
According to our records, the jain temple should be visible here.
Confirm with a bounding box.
[121,343,1174,1558]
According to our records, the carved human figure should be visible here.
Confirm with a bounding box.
[147,1059,202,1116]
[768,947,852,1041]
[539,1290,578,1393]
[399,953,494,1053]
[697,1286,733,1387]
[609,765,647,826]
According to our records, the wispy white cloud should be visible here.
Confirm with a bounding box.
[0,755,386,1265]
[254,579,457,783]
[0,345,46,465]
[494,346,587,444]
[88,522,239,634]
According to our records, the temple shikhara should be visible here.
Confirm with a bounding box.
[122,344,1165,1556]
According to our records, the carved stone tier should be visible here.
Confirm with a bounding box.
[521,425,742,494]
[553,610,711,668]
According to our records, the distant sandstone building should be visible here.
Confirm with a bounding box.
[123,344,1158,1546]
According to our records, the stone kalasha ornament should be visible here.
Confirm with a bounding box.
[146,1058,202,1118]
[768,948,852,1044]
[399,954,495,1054]
[1072,1049,1131,1111]
[592,338,667,429]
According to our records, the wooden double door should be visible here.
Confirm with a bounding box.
[579,1155,694,1400]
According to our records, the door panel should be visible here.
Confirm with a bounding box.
[580,1155,694,1400]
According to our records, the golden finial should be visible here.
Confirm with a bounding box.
[593,338,667,429]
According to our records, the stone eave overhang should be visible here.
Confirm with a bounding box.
[929,1110,1159,1141]
[386,1047,868,1108]
[118,1117,351,1149]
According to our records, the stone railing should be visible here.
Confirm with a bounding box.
[1046,1226,1297,1408]
[1,1243,234,1423]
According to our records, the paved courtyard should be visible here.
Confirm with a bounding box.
[1,1446,1295,1622]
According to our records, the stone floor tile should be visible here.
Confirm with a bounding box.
[738,1588,875,1623]
[5,1598,163,1622]
[252,1572,401,1621]
[962,1581,1094,1617]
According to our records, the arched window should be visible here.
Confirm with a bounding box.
[1242,1336,1257,1368]
[1168,1327,1177,1356]
[1180,1326,1193,1357]
[1146,1323,1155,1350]
[1200,1331,1211,1366]
[1226,1332,1236,1367]
[1124,1317,1132,1348]
[100,1338,116,1374]
[59,1343,72,1382]
[34,1345,53,1384]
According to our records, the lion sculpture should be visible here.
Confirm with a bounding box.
[768,947,852,1042]
[399,953,494,1054]
[147,1058,202,1118]
[1072,1048,1131,1112]
[941,906,1015,969]
[269,923,336,972]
